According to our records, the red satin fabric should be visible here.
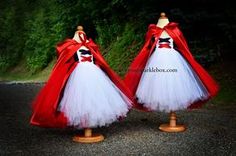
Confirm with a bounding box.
[30,36,133,128]
[81,56,92,62]
[124,22,219,110]
[158,44,171,48]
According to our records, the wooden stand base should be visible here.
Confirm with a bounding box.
[159,123,186,132]
[159,112,186,132]
[73,128,104,143]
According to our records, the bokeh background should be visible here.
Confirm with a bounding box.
[0,0,235,105]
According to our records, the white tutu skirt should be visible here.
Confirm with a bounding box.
[136,47,209,112]
[58,62,131,128]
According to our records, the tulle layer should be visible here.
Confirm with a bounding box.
[136,47,209,112]
[59,62,131,128]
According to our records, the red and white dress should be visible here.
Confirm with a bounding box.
[124,23,219,111]
[30,32,133,128]
[58,46,132,128]
[136,36,209,112]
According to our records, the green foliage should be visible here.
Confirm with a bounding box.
[102,24,144,76]
[95,21,123,49]
[0,0,235,75]
[0,7,19,71]
[24,5,66,73]
[24,9,49,72]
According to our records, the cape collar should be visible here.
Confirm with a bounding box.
[148,22,178,30]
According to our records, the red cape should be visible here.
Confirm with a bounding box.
[30,38,133,128]
[124,22,219,110]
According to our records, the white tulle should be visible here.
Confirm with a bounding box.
[58,61,131,129]
[136,40,209,112]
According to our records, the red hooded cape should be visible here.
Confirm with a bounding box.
[30,37,133,128]
[124,23,219,110]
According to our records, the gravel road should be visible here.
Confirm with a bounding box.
[0,83,235,156]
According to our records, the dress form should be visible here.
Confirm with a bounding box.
[73,26,89,47]
[157,13,186,133]
[72,26,104,143]
[156,12,170,38]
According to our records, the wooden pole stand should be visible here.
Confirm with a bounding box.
[73,128,104,143]
[159,111,186,132]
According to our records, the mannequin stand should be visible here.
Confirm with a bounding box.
[159,112,186,132]
[73,128,104,143]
